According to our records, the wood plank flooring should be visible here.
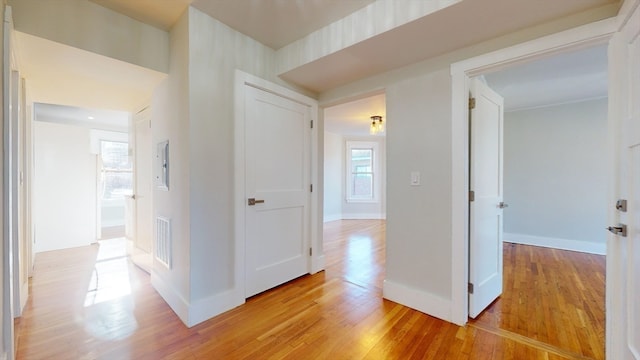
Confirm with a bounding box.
[470,243,606,360]
[15,220,604,359]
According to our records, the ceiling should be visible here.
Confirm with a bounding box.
[326,43,608,136]
[90,0,375,49]
[324,93,386,136]
[35,103,130,132]
[484,44,608,112]
[16,0,616,130]
[81,0,618,94]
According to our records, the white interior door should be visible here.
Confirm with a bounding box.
[469,78,505,318]
[244,85,310,298]
[608,1,640,358]
[133,109,152,254]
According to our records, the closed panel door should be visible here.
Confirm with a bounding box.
[469,78,504,318]
[245,85,310,298]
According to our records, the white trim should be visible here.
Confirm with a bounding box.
[341,213,385,220]
[504,233,606,255]
[450,18,617,326]
[323,214,342,223]
[2,5,15,358]
[234,70,321,303]
[188,289,241,327]
[345,140,380,203]
[150,272,190,326]
[383,280,451,322]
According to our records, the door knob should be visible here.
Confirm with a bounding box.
[498,202,509,209]
[248,198,265,206]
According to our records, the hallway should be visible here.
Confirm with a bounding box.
[15,220,602,359]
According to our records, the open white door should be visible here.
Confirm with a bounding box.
[468,78,505,318]
[130,108,152,271]
[244,85,311,298]
[607,1,640,358]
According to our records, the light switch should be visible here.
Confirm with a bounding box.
[411,171,420,186]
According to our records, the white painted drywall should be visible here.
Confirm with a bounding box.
[149,10,191,322]
[8,0,169,73]
[323,131,343,222]
[384,68,453,303]
[150,7,293,326]
[187,6,283,306]
[34,121,96,252]
[503,98,608,250]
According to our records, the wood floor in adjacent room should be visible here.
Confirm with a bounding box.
[15,220,604,359]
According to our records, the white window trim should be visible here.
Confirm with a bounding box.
[345,140,380,203]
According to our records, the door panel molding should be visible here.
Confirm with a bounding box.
[234,71,320,305]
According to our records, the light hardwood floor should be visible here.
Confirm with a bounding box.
[15,220,604,359]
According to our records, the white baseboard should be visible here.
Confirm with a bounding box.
[311,254,325,274]
[151,272,190,326]
[503,232,606,255]
[188,289,244,327]
[341,213,385,220]
[383,280,452,323]
[323,214,341,222]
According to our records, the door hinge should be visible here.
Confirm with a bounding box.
[469,190,475,202]
[310,120,314,129]
[469,97,476,110]
[309,247,313,256]
[468,283,474,294]
[310,184,313,192]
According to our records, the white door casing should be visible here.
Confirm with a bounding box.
[607,1,640,358]
[468,79,504,318]
[450,18,616,326]
[133,109,152,254]
[244,85,311,297]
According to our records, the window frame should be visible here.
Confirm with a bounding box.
[345,140,380,203]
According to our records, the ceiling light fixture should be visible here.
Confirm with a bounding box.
[369,115,384,135]
[88,116,95,120]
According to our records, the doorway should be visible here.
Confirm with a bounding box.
[322,93,387,289]
[465,44,608,359]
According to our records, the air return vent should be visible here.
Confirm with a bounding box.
[155,216,171,269]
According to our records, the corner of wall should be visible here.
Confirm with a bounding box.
[150,271,190,326]
[382,280,452,323]
[187,288,244,327]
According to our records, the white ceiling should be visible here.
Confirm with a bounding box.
[191,0,376,49]
[16,32,166,112]
[324,93,386,136]
[484,44,608,112]
[326,44,608,136]
[35,103,130,132]
[14,0,617,130]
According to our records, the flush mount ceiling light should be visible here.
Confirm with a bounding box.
[369,115,384,135]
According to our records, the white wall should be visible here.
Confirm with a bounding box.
[8,0,169,73]
[503,98,608,254]
[323,131,342,221]
[383,69,453,318]
[34,121,96,252]
[151,7,291,326]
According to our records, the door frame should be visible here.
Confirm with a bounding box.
[233,70,321,304]
[450,17,617,326]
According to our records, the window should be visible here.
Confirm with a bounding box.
[100,141,133,200]
[346,141,379,202]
